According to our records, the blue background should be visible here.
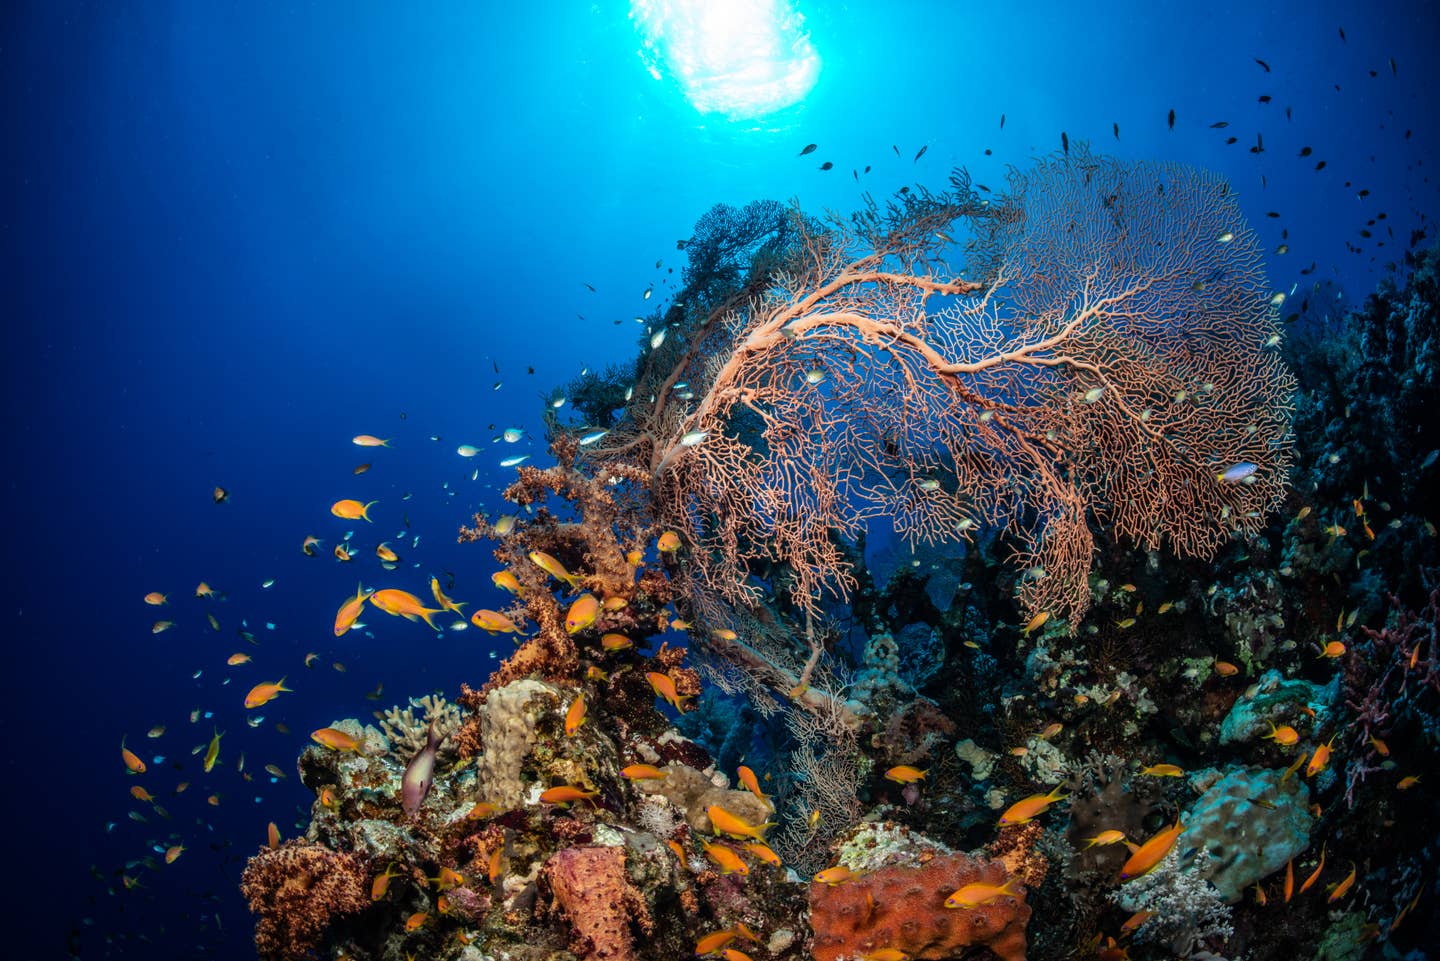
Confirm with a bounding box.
[4,1,1436,957]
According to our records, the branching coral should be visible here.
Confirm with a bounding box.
[239,841,369,961]
[379,693,463,764]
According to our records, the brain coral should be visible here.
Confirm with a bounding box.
[808,847,1029,961]
[1179,765,1312,902]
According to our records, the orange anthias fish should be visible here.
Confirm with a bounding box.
[539,785,599,805]
[708,804,773,840]
[529,550,581,587]
[645,671,692,710]
[267,822,281,848]
[737,765,770,804]
[884,765,927,784]
[1299,845,1326,894]
[1263,721,1300,746]
[695,931,736,955]
[1214,660,1240,677]
[302,535,323,556]
[998,785,1068,826]
[371,863,403,900]
[143,592,168,606]
[601,633,634,651]
[742,842,783,866]
[368,589,444,630]
[245,677,292,709]
[621,764,667,780]
[812,865,853,885]
[164,844,185,864]
[1327,862,1358,902]
[470,609,522,634]
[1140,763,1185,777]
[657,530,682,552]
[1120,821,1185,881]
[565,694,587,736]
[352,434,392,448]
[1306,734,1339,777]
[121,737,146,774]
[701,840,749,875]
[334,584,372,637]
[1081,829,1127,849]
[429,576,467,615]
[311,727,365,752]
[944,877,1019,908]
[375,543,399,562]
[330,499,377,522]
[227,652,252,666]
[565,594,600,634]
[491,570,522,595]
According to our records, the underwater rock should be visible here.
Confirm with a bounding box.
[1217,668,1331,745]
[1177,765,1312,902]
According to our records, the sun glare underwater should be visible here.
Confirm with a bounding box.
[7,2,1440,961]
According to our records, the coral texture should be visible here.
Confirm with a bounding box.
[475,678,560,808]
[239,841,369,961]
[542,844,650,961]
[808,850,1029,961]
[1180,765,1312,901]
[379,693,463,763]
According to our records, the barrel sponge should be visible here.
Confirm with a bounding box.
[475,679,559,809]
[542,845,651,961]
[808,850,1029,961]
[1179,765,1312,902]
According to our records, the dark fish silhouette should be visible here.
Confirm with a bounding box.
[913,144,927,162]
[1298,146,1312,157]
[1314,160,1326,171]
[1113,122,1119,139]
[799,143,817,156]
[1167,108,1175,129]
[864,165,871,173]
[1258,95,1272,104]
[853,169,858,181]
[1210,121,1229,128]
[1226,136,1238,144]
[819,161,833,170]
[892,144,900,156]
[1000,113,1006,130]
[1390,57,1397,76]
[1339,26,1346,41]
[1061,131,1069,154]
[1255,58,1271,72]
[583,282,596,292]
[1285,106,1292,121]
[1266,211,1280,218]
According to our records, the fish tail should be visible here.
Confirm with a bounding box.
[362,500,378,521]
[277,676,290,691]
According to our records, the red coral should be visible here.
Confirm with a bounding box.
[808,852,1029,961]
[543,845,651,961]
[240,841,369,961]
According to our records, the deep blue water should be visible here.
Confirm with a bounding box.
[4,1,1438,957]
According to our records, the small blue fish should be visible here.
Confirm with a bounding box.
[1216,462,1259,483]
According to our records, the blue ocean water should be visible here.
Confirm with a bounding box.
[4,1,1437,958]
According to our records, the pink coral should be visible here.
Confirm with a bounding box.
[543,845,651,961]
[808,852,1029,961]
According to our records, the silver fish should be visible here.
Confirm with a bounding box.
[401,720,444,815]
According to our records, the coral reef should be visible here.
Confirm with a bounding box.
[240,841,369,961]
[379,693,464,764]
[542,845,650,961]
[1180,766,1313,902]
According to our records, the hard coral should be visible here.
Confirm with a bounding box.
[542,845,651,961]
[808,850,1029,961]
[240,841,369,961]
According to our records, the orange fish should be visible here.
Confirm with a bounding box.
[311,727,365,752]
[657,531,682,552]
[944,878,1018,908]
[1299,845,1326,894]
[1397,774,1421,790]
[645,671,691,710]
[404,911,427,932]
[164,844,185,864]
[353,462,371,475]
[1119,909,1153,935]
[601,633,634,652]
[195,581,217,598]
[368,589,444,630]
[621,764,667,780]
[1305,734,1338,777]
[352,434,392,447]
[1317,640,1346,658]
[121,737,146,774]
[143,592,168,606]
[1081,829,1126,849]
[695,931,736,954]
[244,677,292,709]
[1139,763,1184,777]
[429,866,465,891]
[1214,660,1240,676]
[721,950,753,961]
[742,841,782,866]
[1263,721,1300,747]
[700,840,748,875]
[565,693,587,736]
[586,665,609,682]
[319,786,339,810]
[813,865,853,885]
[470,609,522,634]
[212,485,229,504]
[1368,735,1390,756]
[539,785,599,805]
[1021,611,1049,636]
[302,535,322,556]
[226,652,252,666]
[466,801,499,820]
[1327,862,1357,902]
[334,544,353,562]
[666,839,688,869]
[1120,821,1184,881]
[267,822,281,848]
[490,571,522,594]
[152,620,175,634]
[528,550,581,587]
[488,844,504,883]
[565,594,600,634]
[375,543,399,562]
[1283,858,1295,902]
[601,595,629,611]
[884,765,927,784]
[330,499,377,521]
[371,864,402,900]
[998,785,1067,826]
[737,765,769,804]
[708,804,773,840]
[334,584,371,637]
[130,785,154,802]
[429,576,466,615]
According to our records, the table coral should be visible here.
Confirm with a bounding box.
[239,841,369,961]
[542,844,651,961]
[808,848,1029,961]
